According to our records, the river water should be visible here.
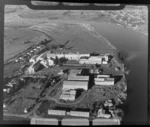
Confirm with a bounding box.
[92,22,148,124]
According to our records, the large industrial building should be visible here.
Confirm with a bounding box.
[62,81,88,90]
[96,75,110,78]
[60,90,76,101]
[47,51,90,61]
[67,111,90,118]
[48,109,66,116]
[79,55,109,65]
[94,77,114,85]
[31,118,58,125]
[46,51,109,65]
[47,109,90,118]
[68,75,89,81]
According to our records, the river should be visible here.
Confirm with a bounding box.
[92,22,148,125]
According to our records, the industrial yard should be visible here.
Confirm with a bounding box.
[2,4,140,125]
[4,43,128,122]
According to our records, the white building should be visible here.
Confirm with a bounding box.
[97,75,110,78]
[68,75,89,81]
[40,59,48,68]
[47,52,90,61]
[60,94,76,101]
[102,61,108,64]
[47,58,54,66]
[15,59,19,63]
[79,55,109,65]
[48,109,66,116]
[6,82,13,87]
[79,58,89,64]
[94,78,105,82]
[68,111,89,117]
[28,65,35,74]
[104,55,109,61]
[24,108,28,113]
[64,54,80,60]
[95,78,114,86]
[31,118,58,125]
[3,103,6,108]
[63,81,88,90]
[3,89,7,92]
[104,100,113,107]
[29,55,38,63]
[80,56,102,64]
[3,88,10,93]
[79,54,90,58]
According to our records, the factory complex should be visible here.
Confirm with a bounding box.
[4,45,127,124]
[25,50,124,120]
[27,51,110,74]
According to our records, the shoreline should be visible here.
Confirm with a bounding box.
[78,23,117,51]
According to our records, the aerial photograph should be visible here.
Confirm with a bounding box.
[3,2,148,125]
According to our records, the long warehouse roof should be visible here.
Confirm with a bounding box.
[68,75,89,81]
[63,81,88,86]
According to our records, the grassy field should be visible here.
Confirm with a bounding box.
[3,116,30,123]
[5,5,146,62]
[4,5,117,62]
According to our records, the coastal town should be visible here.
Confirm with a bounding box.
[4,4,148,126]
[3,37,128,125]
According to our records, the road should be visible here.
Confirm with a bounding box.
[3,74,65,119]
[45,90,90,105]
[4,73,90,119]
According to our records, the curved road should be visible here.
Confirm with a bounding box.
[4,74,90,119]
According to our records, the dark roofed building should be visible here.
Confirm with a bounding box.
[33,60,45,72]
[80,68,90,76]
[90,52,100,56]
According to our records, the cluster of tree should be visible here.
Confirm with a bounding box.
[39,39,52,45]
[62,69,70,74]
[54,57,68,65]
[114,52,126,64]
[113,108,124,119]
